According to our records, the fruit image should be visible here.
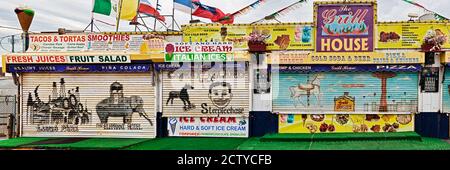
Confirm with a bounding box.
[327,124,335,132]
[320,123,328,132]
[370,125,381,132]
[353,125,361,132]
[360,124,368,132]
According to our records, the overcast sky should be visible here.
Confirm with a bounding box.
[0,0,449,57]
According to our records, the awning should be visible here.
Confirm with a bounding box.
[273,64,422,73]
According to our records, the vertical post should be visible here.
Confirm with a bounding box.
[90,0,94,32]
[116,0,123,32]
[153,0,160,31]
[172,4,175,31]
[11,35,15,53]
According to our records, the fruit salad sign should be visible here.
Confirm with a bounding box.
[316,3,374,52]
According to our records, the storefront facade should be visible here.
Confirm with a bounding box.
[2,32,181,138]
[159,42,251,137]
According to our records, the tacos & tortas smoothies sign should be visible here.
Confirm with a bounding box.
[164,42,234,62]
[316,2,374,52]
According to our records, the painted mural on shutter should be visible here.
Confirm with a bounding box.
[161,62,249,117]
[21,73,156,138]
[272,72,419,114]
[442,67,450,113]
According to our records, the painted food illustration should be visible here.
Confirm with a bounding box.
[274,35,290,49]
[306,123,318,133]
[383,123,399,132]
[335,114,349,125]
[379,31,400,42]
[311,114,325,122]
[365,114,380,122]
[396,115,412,125]
[370,125,381,132]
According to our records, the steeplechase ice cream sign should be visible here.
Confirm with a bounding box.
[164,42,234,62]
[315,2,374,52]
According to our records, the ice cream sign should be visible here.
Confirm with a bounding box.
[315,3,374,52]
[164,42,234,62]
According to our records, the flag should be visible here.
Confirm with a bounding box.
[173,0,195,14]
[192,1,234,24]
[119,0,139,21]
[139,0,165,22]
[93,0,119,16]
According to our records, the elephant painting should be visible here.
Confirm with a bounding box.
[96,82,153,126]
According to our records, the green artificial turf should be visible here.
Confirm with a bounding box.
[261,132,422,142]
[237,137,450,150]
[25,138,151,150]
[0,137,50,148]
[124,137,248,150]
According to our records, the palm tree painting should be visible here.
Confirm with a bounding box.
[372,72,397,112]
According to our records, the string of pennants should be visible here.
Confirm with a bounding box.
[402,0,449,21]
[231,0,269,18]
[252,0,308,24]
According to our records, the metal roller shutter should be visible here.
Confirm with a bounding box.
[442,67,450,113]
[273,71,419,114]
[21,73,156,138]
[162,62,250,117]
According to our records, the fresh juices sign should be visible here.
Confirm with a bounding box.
[316,3,374,52]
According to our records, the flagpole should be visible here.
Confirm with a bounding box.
[90,0,94,32]
[135,0,141,32]
[116,0,124,32]
[153,0,160,31]
[172,1,175,31]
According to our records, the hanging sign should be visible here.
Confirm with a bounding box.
[315,3,375,52]
[164,42,234,62]
[420,67,439,92]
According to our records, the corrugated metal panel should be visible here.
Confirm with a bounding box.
[442,67,450,113]
[162,62,250,117]
[21,73,156,138]
[273,71,419,114]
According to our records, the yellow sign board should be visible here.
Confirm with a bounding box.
[279,114,414,133]
[267,51,424,64]
[376,22,450,49]
[182,24,314,50]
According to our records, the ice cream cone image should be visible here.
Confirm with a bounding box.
[14,7,34,32]
[220,27,228,42]
[169,118,178,134]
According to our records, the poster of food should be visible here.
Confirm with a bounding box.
[168,117,248,138]
[279,114,414,133]
[315,3,374,52]
[182,24,313,50]
[376,23,450,49]
[27,33,181,53]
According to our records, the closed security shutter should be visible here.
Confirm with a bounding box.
[21,73,156,138]
[162,62,249,117]
[442,67,450,113]
[273,71,419,114]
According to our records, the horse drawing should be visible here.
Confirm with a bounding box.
[288,74,324,108]
[166,84,195,111]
